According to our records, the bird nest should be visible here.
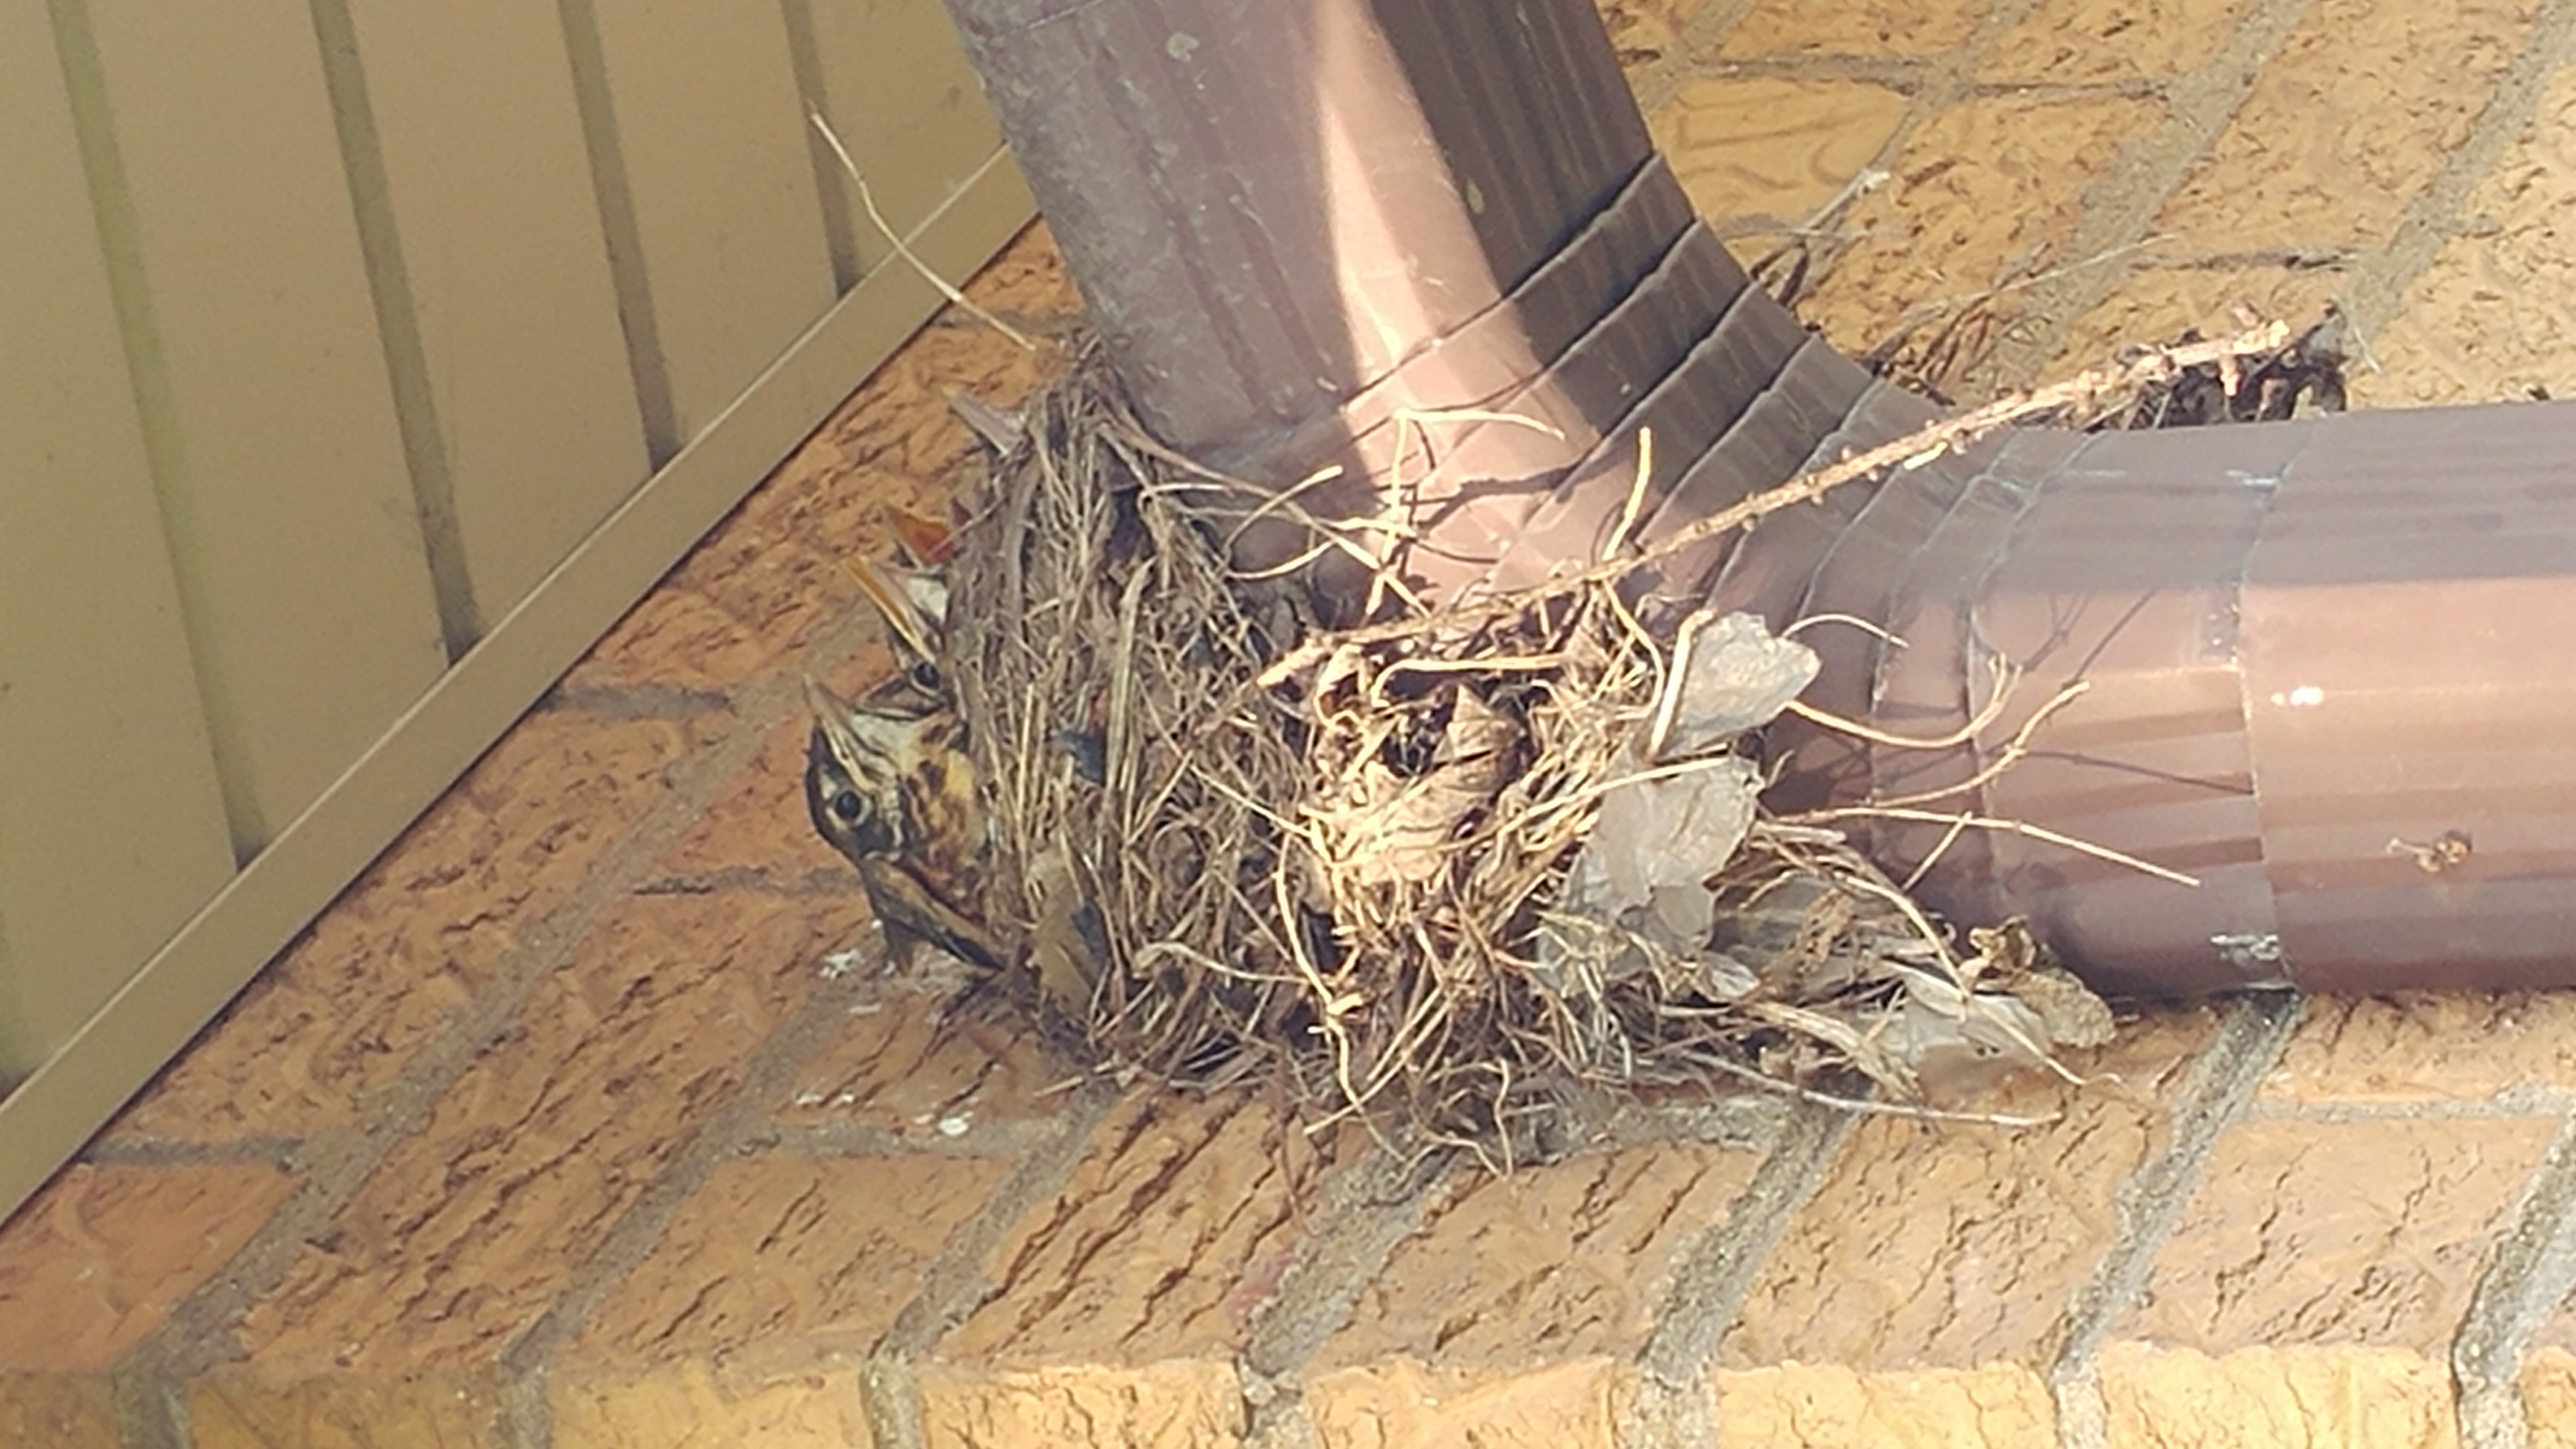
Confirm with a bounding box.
[934,333,2286,1160]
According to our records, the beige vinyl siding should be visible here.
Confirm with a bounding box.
[339,0,654,631]
[0,0,1033,1223]
[0,0,237,1084]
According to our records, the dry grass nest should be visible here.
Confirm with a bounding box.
[935,327,2307,1163]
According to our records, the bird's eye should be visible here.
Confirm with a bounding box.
[830,789,865,823]
[906,661,943,694]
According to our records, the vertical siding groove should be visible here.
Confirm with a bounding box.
[0,912,17,1098]
[554,0,681,466]
[779,0,866,295]
[584,0,835,439]
[306,0,482,660]
[43,0,265,864]
[804,0,1005,278]
[0,0,1030,1233]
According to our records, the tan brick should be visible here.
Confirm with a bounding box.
[2048,264,2349,376]
[1648,79,1910,235]
[2266,993,2576,1105]
[777,991,1064,1141]
[1595,0,1722,68]
[2363,241,2576,409]
[238,891,862,1373]
[105,711,699,1144]
[943,1093,1328,1367]
[916,1360,1243,1449]
[655,715,847,882]
[1305,1358,1631,1449]
[1315,1143,1759,1370]
[1721,0,1980,58]
[652,448,952,693]
[2351,63,2576,409]
[1713,1364,2055,1448]
[0,1163,290,1372]
[0,1374,119,1449]
[2094,1342,2457,1449]
[549,1360,874,1449]
[2157,0,2542,255]
[959,220,1086,321]
[189,1372,505,1449]
[792,320,1066,506]
[2525,1347,2576,1449]
[560,580,795,695]
[1799,93,2159,361]
[1727,1008,2224,1370]
[574,1152,1007,1362]
[2500,1264,2576,1399]
[1979,0,2253,85]
[2128,1117,2555,1355]
[564,241,1072,698]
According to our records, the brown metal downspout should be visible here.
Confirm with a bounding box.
[937,0,1872,614]
[1803,405,2576,995]
[939,0,2576,994]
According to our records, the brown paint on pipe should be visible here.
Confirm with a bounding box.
[939,0,2576,993]
[1775,403,2576,993]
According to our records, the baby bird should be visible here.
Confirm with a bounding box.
[804,555,1002,970]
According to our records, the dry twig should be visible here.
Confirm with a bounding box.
[922,329,2184,1156]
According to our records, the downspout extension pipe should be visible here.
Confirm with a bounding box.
[941,0,2576,993]
[1773,404,2576,996]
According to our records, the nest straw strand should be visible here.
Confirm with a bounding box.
[932,326,2294,1161]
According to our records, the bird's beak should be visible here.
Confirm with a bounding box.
[852,558,943,665]
[804,675,864,755]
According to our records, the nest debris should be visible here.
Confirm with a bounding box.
[931,327,2287,1162]
[1735,174,2356,420]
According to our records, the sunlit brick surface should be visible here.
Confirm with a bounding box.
[13,6,2576,1443]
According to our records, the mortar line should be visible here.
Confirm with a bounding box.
[861,1081,1124,1449]
[2247,1093,2576,1123]
[2048,990,2300,1449]
[108,1365,183,1449]
[1236,1144,1461,1448]
[877,1082,1133,1356]
[488,952,908,1432]
[1631,1100,1855,1449]
[862,1356,931,1449]
[110,612,893,1416]
[1869,0,2055,177]
[77,1135,306,1170]
[496,1376,552,1449]
[758,1114,1071,1160]
[538,680,741,719]
[1621,0,1748,117]
[1626,0,2016,225]
[123,692,782,1369]
[1965,0,2318,393]
[1594,1091,1799,1153]
[2453,1114,2576,1449]
[1240,1143,1459,1378]
[1646,51,1935,94]
[1596,0,1759,120]
[2336,0,2576,341]
[2128,246,2363,271]
[629,866,874,900]
[1723,0,2050,314]
[1963,77,2167,102]
[111,715,771,1385]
